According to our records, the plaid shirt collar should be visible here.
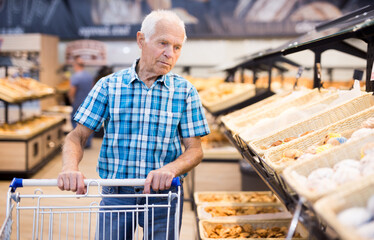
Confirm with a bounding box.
[124,59,173,89]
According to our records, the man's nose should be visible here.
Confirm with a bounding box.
[163,46,173,58]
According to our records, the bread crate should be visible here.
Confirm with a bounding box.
[194,191,279,205]
[249,92,373,157]
[282,133,374,203]
[199,218,308,240]
[314,176,374,240]
[200,83,256,113]
[263,105,374,173]
[228,89,337,134]
[197,202,290,220]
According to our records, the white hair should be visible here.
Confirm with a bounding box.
[140,10,187,43]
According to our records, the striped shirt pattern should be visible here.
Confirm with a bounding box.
[74,60,210,179]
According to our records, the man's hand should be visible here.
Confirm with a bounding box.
[143,169,175,194]
[57,170,87,194]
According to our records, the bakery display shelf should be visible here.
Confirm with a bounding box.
[218,123,336,240]
[0,118,65,180]
[0,116,65,140]
[281,4,374,90]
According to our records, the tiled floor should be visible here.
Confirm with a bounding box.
[0,138,242,239]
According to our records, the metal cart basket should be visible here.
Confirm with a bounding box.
[1,177,182,240]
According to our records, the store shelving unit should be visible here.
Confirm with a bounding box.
[0,90,65,179]
[197,5,374,240]
[0,34,64,179]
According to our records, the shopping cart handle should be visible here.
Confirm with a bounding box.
[10,178,23,192]
[10,177,181,192]
[171,177,181,187]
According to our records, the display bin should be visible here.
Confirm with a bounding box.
[199,83,256,114]
[314,175,374,240]
[199,218,308,240]
[264,105,374,174]
[249,92,373,157]
[220,90,293,122]
[227,89,338,135]
[194,191,280,206]
[197,202,290,220]
[0,117,64,178]
[222,89,326,134]
[282,133,374,203]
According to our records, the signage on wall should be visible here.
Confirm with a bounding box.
[0,0,372,39]
[65,40,107,66]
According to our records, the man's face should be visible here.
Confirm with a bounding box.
[138,19,185,76]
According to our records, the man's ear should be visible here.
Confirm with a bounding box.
[137,31,145,49]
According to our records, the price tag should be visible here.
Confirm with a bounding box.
[371,60,374,81]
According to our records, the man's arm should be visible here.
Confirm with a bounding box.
[57,124,94,194]
[143,136,203,194]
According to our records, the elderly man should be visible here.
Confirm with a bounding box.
[58,10,210,239]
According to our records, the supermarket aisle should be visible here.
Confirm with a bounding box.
[0,137,241,239]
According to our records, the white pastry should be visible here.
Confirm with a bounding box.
[367,195,374,216]
[291,170,307,186]
[361,117,374,129]
[337,207,371,227]
[361,161,374,177]
[308,168,334,181]
[332,167,361,185]
[349,128,374,142]
[357,221,374,239]
[298,153,315,162]
[333,159,360,171]
[360,154,374,166]
[306,178,337,193]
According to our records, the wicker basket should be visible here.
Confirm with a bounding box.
[200,83,256,113]
[221,90,294,122]
[197,202,290,220]
[199,218,308,240]
[221,89,315,133]
[194,191,279,206]
[228,89,337,134]
[314,176,374,240]
[249,92,374,157]
[263,105,374,173]
[282,133,374,203]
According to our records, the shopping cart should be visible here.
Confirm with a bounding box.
[0,177,182,240]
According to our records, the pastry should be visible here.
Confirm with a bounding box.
[367,195,374,216]
[308,168,333,181]
[326,137,347,146]
[337,207,371,227]
[282,149,303,160]
[315,144,333,154]
[332,166,361,185]
[299,130,313,137]
[361,117,374,129]
[283,137,297,142]
[350,128,374,142]
[270,140,283,147]
[323,133,341,144]
[333,159,360,171]
[357,221,374,240]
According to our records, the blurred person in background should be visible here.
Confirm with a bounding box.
[68,55,94,148]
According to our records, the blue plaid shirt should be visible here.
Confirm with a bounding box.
[74,60,210,179]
